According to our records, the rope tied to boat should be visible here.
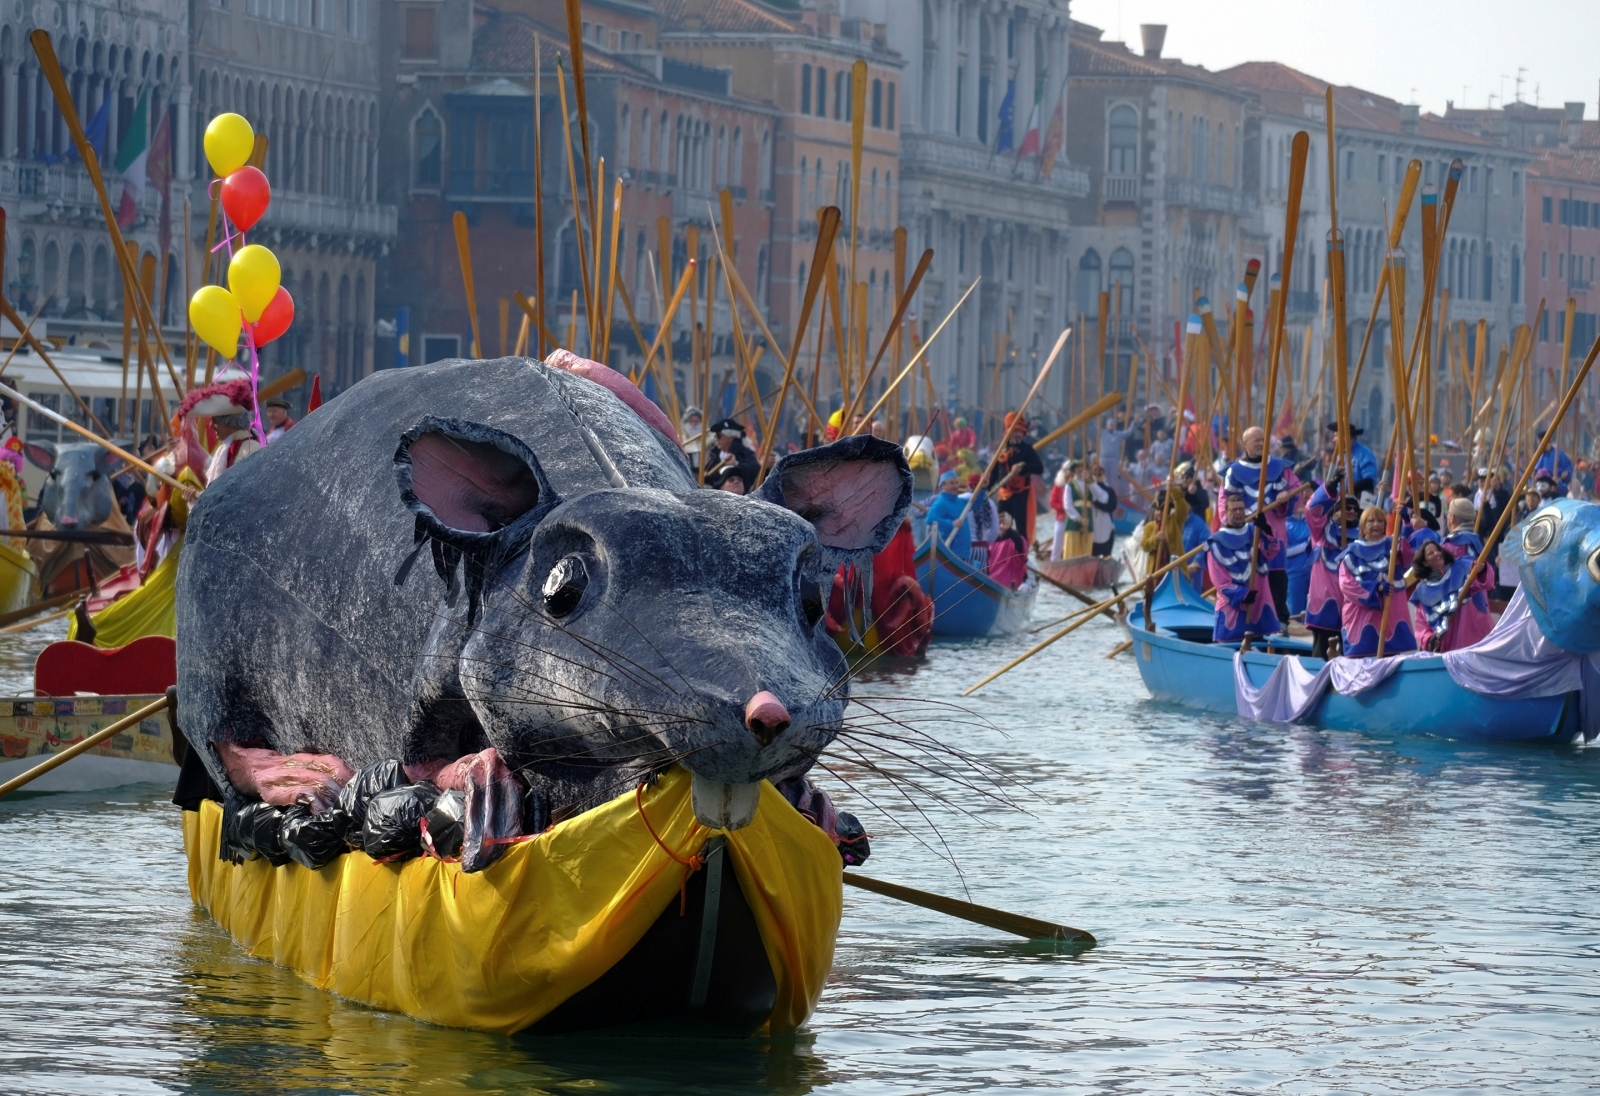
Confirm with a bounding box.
[636,781,705,916]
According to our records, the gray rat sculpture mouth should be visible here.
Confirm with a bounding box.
[177,353,910,854]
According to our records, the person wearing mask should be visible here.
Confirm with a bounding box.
[1206,490,1281,643]
[1336,506,1417,657]
[995,414,1045,543]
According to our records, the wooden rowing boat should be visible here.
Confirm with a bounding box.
[0,693,179,791]
[913,535,1037,637]
[1033,554,1122,590]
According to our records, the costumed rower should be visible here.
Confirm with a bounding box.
[262,396,297,443]
[1049,458,1092,561]
[1284,494,1312,620]
[1335,506,1417,658]
[1222,425,1300,627]
[703,417,760,495]
[1325,421,1379,501]
[1441,496,1483,562]
[925,470,973,557]
[198,378,263,482]
[994,414,1044,544]
[1303,478,1363,659]
[1404,531,1495,653]
[1205,489,1281,643]
[1532,425,1573,497]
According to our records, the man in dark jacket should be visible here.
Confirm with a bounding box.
[705,418,761,494]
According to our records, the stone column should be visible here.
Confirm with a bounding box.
[175,80,191,181]
[23,65,36,160]
[939,0,958,137]
[3,63,17,160]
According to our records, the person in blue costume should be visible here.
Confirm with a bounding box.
[1224,426,1302,624]
[925,471,972,557]
[1441,496,1482,562]
[1532,427,1573,497]
[1325,422,1379,499]
[1336,506,1417,658]
[1205,490,1282,642]
[1284,499,1312,619]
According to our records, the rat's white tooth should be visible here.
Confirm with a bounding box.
[690,773,760,830]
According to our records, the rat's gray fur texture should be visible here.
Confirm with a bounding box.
[177,356,910,816]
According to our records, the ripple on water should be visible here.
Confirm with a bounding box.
[4,586,1600,1092]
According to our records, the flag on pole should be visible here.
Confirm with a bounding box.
[113,91,149,228]
[59,95,111,166]
[994,79,1016,153]
[147,106,173,255]
[1016,97,1042,157]
[1040,86,1066,179]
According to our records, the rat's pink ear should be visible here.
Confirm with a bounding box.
[757,435,912,554]
[544,348,682,451]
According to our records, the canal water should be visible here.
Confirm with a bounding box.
[4,588,1600,1094]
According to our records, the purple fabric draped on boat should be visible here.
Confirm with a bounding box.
[1442,591,1600,741]
[1233,651,1411,723]
[1232,590,1600,740]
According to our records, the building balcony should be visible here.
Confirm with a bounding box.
[1102,174,1139,203]
[900,134,1092,200]
[271,190,398,242]
[0,159,159,225]
[1164,177,1256,217]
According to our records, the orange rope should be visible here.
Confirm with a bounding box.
[636,781,704,915]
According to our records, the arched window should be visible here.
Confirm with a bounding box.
[884,170,893,226]
[1077,250,1102,318]
[836,71,849,121]
[716,125,727,188]
[801,64,812,115]
[41,240,60,315]
[412,107,441,188]
[619,104,631,171]
[639,110,651,178]
[871,78,883,128]
[658,114,669,174]
[815,67,826,118]
[886,82,896,131]
[1511,245,1521,303]
[799,156,808,212]
[90,245,109,314]
[759,130,772,193]
[1108,105,1137,175]
[66,243,85,315]
[1109,248,1134,313]
[732,128,742,190]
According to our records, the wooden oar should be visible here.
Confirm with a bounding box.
[857,278,983,427]
[964,544,1206,696]
[258,368,306,401]
[452,211,482,358]
[1033,391,1123,450]
[0,695,171,799]
[0,605,74,636]
[0,591,79,630]
[511,292,560,354]
[0,296,111,435]
[843,871,1094,944]
[835,247,934,433]
[0,529,133,546]
[1105,638,1134,659]
[1027,564,1119,622]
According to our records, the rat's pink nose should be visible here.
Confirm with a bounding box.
[744,691,790,745]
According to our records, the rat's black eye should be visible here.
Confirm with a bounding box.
[542,556,588,617]
[799,575,824,628]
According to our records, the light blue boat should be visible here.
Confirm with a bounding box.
[1129,572,1580,743]
[913,536,1038,638]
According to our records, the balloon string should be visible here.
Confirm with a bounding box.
[214,208,264,444]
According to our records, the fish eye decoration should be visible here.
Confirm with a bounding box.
[1522,510,1561,557]
[187,112,297,437]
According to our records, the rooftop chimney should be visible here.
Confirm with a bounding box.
[1399,103,1419,133]
[1564,101,1586,122]
[1139,24,1166,59]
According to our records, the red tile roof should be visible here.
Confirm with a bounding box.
[1529,147,1600,187]
[1068,22,1244,93]
[1216,62,1495,146]
[472,8,636,75]
[654,0,803,35]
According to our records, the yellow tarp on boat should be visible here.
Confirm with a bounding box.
[183,766,842,1035]
[68,539,179,648]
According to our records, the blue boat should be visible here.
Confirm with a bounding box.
[913,536,1038,638]
[1128,576,1581,744]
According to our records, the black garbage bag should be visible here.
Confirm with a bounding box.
[337,759,407,848]
[221,798,291,865]
[835,811,871,866]
[422,790,466,860]
[362,782,441,862]
[219,794,253,864]
[280,806,352,870]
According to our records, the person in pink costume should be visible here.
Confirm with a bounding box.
[1303,479,1363,658]
[987,511,1029,590]
[1406,536,1496,652]
[1337,506,1417,657]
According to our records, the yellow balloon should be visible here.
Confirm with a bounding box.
[189,285,242,357]
[204,113,255,177]
[228,244,281,323]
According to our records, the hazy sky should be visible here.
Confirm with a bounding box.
[1071,0,1598,120]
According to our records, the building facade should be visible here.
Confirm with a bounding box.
[1222,62,1531,439]
[190,0,393,399]
[1067,23,1255,405]
[872,0,1087,417]
[375,0,777,409]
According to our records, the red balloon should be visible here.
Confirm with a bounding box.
[251,286,294,345]
[221,166,271,232]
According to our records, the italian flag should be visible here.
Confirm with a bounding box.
[113,91,148,228]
